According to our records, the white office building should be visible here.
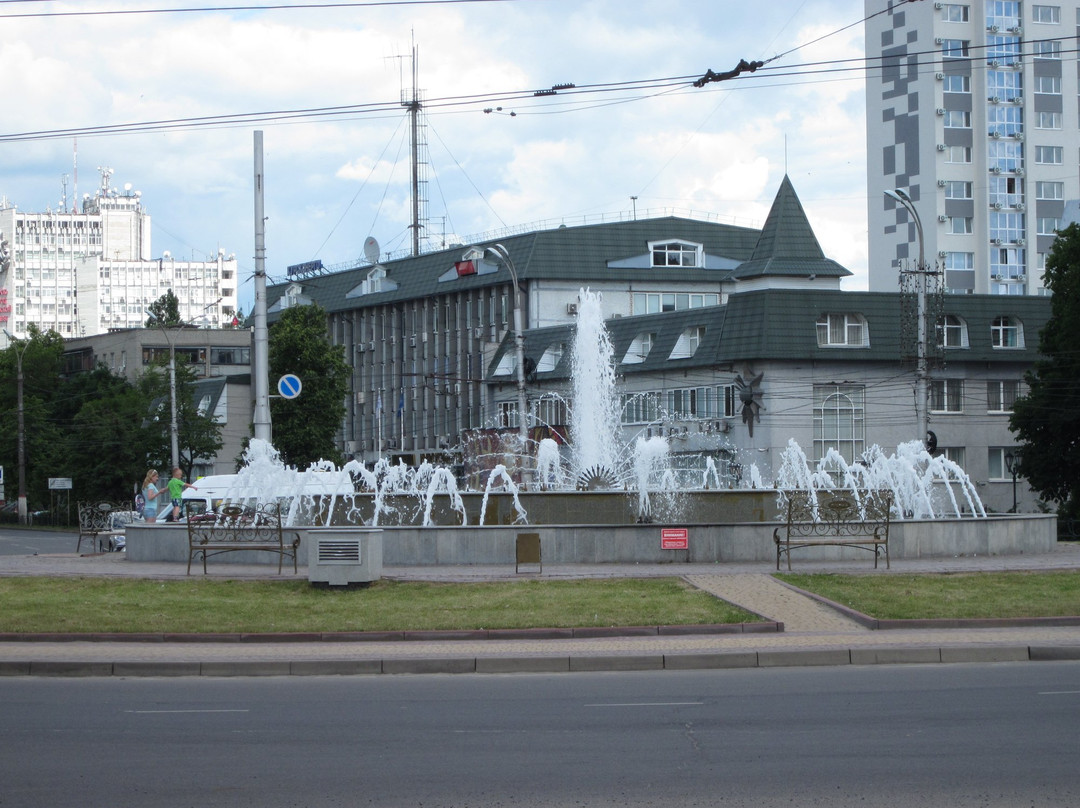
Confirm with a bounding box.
[0,168,239,344]
[866,0,1076,295]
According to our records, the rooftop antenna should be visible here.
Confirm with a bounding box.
[363,236,381,265]
[73,138,78,211]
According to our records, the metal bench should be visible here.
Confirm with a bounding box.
[186,504,300,575]
[773,489,893,570]
[77,501,133,553]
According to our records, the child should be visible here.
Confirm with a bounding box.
[141,469,162,523]
[167,467,196,522]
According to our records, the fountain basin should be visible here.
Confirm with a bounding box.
[125,513,1056,567]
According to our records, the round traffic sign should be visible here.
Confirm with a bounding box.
[277,373,302,399]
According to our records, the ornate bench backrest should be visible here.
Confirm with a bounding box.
[187,503,284,545]
[782,489,893,538]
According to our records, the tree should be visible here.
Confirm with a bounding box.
[145,289,182,327]
[1010,222,1080,520]
[138,356,223,480]
[268,303,349,469]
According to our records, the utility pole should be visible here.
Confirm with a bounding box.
[252,131,272,443]
[3,329,27,524]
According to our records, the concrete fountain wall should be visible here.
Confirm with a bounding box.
[124,489,1058,567]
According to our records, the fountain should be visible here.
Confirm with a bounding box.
[128,288,1056,566]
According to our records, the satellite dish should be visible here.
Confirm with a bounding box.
[363,236,380,264]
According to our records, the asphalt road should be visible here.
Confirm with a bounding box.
[0,528,76,556]
[2,663,1078,807]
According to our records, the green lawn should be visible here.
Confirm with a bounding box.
[0,576,754,634]
[777,570,1080,620]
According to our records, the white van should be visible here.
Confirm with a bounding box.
[180,472,351,520]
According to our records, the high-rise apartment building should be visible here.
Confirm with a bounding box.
[0,168,239,344]
[866,0,1075,295]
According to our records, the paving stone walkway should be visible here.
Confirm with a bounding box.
[684,574,866,632]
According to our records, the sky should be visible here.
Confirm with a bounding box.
[0,0,870,314]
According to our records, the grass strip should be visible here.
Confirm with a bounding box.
[777,570,1080,620]
[0,577,754,634]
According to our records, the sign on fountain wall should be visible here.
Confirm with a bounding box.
[661,528,689,550]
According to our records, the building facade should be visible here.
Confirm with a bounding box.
[866,0,1076,295]
[267,176,1050,511]
[0,168,239,346]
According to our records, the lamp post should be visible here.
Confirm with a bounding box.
[145,313,180,472]
[1004,450,1018,513]
[885,189,930,448]
[462,243,529,456]
[2,329,28,525]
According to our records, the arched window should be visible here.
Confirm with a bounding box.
[813,385,865,464]
[991,316,1024,348]
[937,314,969,348]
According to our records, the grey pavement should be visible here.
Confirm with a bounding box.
[2,528,1080,676]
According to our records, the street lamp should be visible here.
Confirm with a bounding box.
[1004,450,1018,513]
[462,243,529,457]
[885,189,930,449]
[2,329,28,524]
[145,313,180,472]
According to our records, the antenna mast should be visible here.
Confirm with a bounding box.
[402,42,427,257]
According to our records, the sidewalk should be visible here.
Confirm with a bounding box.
[2,539,1080,677]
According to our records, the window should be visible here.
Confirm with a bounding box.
[988,140,1022,172]
[944,110,971,128]
[1033,39,1061,58]
[989,210,1024,243]
[1037,217,1060,236]
[991,316,1023,347]
[1036,111,1062,129]
[650,241,701,268]
[989,175,1022,208]
[210,347,250,364]
[944,145,972,163]
[988,447,1015,481]
[535,395,570,427]
[813,385,865,464]
[945,252,975,271]
[1034,75,1061,94]
[1032,5,1060,23]
[622,332,655,364]
[1036,181,1064,200]
[987,380,1020,412]
[631,291,717,314]
[945,181,973,199]
[991,246,1025,281]
[937,314,969,348]
[941,3,969,22]
[930,379,964,413]
[986,35,1022,62]
[620,392,660,425]
[940,447,967,479]
[943,75,971,93]
[987,70,1021,101]
[667,387,718,419]
[668,327,705,359]
[948,216,973,234]
[536,342,564,373]
[816,313,869,347]
[1035,145,1063,164]
[987,105,1022,136]
[941,39,969,58]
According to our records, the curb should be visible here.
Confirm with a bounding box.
[3,645,1080,678]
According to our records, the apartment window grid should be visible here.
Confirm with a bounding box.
[989,175,1023,208]
[812,385,865,465]
[943,75,971,94]
[1032,39,1062,58]
[946,252,975,271]
[986,35,1022,61]
[1031,5,1060,23]
[620,386,735,425]
[989,210,1025,243]
[945,181,974,200]
[1035,180,1064,200]
[1035,145,1064,164]
[948,216,974,234]
[990,246,1026,281]
[987,105,1023,136]
[988,447,1015,480]
[944,110,972,129]
[988,140,1023,172]
[942,3,970,21]
[1037,217,1061,235]
[985,0,1021,30]
[945,145,972,163]
[987,379,1021,412]
[987,70,1022,101]
[941,39,970,58]
[534,395,570,428]
[930,379,965,413]
[1034,75,1062,94]
[1036,111,1063,129]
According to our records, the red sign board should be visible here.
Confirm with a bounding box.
[661,528,688,550]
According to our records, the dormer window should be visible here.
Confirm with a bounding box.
[991,316,1024,348]
[622,332,656,364]
[650,240,702,268]
[536,342,564,373]
[937,314,969,348]
[492,352,515,376]
[346,266,399,298]
[669,327,705,360]
[816,313,869,347]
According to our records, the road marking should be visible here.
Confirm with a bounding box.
[585,702,704,708]
[125,709,250,714]
[1038,690,1080,696]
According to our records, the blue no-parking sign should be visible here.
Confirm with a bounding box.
[277,374,302,399]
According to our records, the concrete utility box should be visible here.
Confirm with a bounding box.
[307,529,383,586]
